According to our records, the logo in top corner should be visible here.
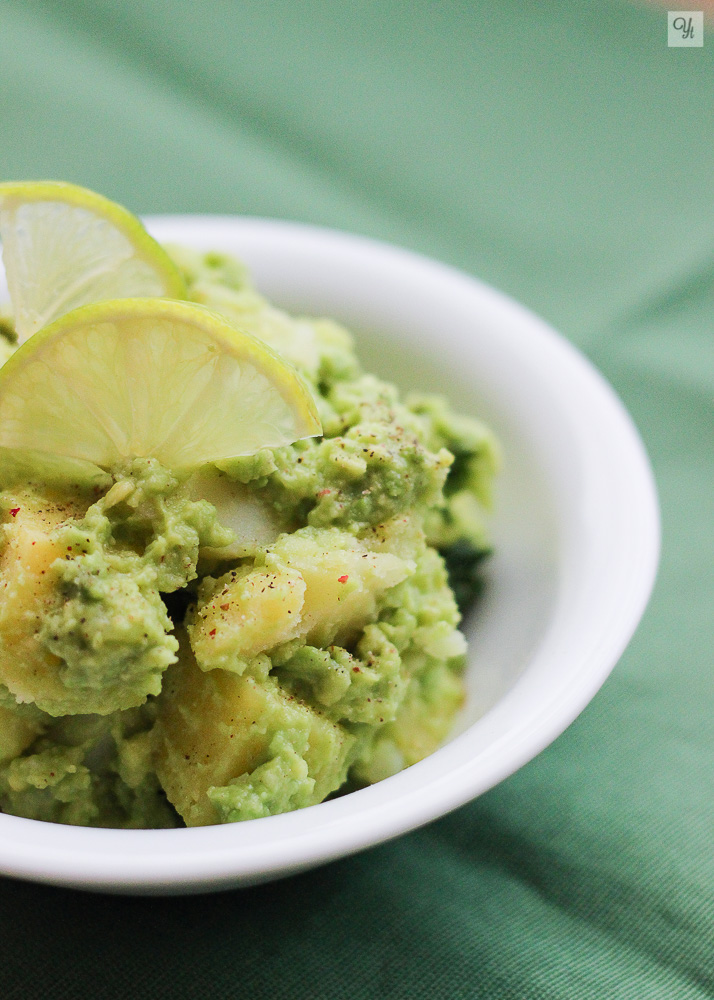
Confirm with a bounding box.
[668,11,704,46]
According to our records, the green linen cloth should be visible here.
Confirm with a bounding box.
[0,1,712,997]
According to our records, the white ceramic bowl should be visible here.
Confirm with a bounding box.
[0,218,659,894]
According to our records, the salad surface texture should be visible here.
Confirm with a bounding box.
[0,224,498,827]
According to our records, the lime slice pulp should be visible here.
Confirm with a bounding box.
[0,298,322,469]
[0,180,186,342]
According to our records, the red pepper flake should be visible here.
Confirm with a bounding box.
[317,488,331,497]
[338,575,349,584]
[9,508,20,517]
[220,603,230,611]
[209,628,217,637]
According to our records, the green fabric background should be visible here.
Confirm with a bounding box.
[0,1,712,996]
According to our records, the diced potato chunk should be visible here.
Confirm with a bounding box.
[188,526,415,672]
[154,634,353,826]
[361,514,426,560]
[0,496,83,709]
[271,528,412,647]
[189,565,306,670]
[183,467,285,560]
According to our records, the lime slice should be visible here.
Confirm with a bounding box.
[0,180,186,341]
[0,298,322,469]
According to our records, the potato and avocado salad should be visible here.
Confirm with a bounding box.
[0,223,498,827]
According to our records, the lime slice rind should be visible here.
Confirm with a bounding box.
[0,298,321,470]
[0,181,186,341]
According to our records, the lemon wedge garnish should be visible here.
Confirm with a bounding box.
[0,298,321,469]
[0,180,186,342]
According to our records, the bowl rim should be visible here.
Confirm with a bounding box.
[0,216,660,892]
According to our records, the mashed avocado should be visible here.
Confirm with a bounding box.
[0,248,498,827]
